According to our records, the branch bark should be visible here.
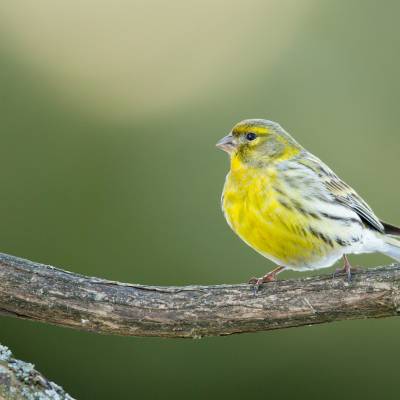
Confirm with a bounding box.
[0,343,74,399]
[0,252,400,338]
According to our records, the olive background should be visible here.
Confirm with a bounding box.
[1,1,400,399]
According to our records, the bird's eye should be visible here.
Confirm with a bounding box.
[246,132,257,141]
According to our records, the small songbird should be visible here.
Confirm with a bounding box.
[217,119,400,285]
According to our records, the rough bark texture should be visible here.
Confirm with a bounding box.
[0,252,400,338]
[0,344,74,399]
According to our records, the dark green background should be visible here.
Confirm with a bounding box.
[1,1,400,399]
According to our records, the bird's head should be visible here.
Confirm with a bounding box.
[216,119,302,165]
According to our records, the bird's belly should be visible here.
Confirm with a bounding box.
[222,180,342,269]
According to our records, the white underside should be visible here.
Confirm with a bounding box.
[258,229,388,271]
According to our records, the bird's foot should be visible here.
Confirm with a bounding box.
[333,266,351,282]
[248,273,276,285]
[332,255,359,282]
[248,266,285,294]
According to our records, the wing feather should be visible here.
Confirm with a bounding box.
[381,221,400,236]
[299,154,384,233]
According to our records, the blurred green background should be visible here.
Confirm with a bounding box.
[1,0,400,398]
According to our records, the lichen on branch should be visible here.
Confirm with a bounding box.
[0,344,73,400]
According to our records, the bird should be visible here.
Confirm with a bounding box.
[216,118,400,286]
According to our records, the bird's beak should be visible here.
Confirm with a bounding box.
[216,133,236,153]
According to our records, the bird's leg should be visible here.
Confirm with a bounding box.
[333,255,355,282]
[249,266,285,287]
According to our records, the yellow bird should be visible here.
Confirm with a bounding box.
[217,119,400,285]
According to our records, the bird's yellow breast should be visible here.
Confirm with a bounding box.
[222,157,327,267]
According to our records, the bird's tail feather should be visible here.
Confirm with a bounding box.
[382,236,400,261]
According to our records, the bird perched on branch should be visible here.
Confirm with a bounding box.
[217,119,400,286]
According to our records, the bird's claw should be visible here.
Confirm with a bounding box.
[332,267,352,282]
[248,274,276,295]
[332,266,359,283]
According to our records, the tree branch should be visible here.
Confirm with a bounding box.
[0,252,400,338]
[0,343,74,399]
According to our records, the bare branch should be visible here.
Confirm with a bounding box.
[0,253,399,338]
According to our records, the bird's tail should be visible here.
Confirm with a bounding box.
[382,235,400,261]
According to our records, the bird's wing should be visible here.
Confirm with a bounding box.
[299,154,385,233]
[323,176,384,233]
[381,221,400,236]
